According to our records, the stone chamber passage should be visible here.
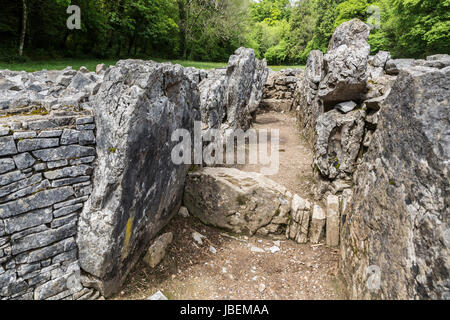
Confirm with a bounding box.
[0,19,448,300]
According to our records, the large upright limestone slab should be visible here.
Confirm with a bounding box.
[77,60,200,297]
[226,47,269,130]
[340,66,450,299]
[198,47,269,133]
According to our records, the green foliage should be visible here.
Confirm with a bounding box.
[0,0,448,64]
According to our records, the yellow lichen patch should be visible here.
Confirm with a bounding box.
[121,216,134,260]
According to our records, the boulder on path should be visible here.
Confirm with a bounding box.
[184,167,291,236]
[143,232,173,268]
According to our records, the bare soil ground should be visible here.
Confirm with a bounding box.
[112,111,343,300]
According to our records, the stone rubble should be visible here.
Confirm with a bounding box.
[142,232,173,268]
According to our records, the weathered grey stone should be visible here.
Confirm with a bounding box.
[335,101,357,113]
[0,158,15,174]
[11,221,77,255]
[0,186,74,218]
[225,47,269,130]
[32,145,95,162]
[70,156,95,165]
[10,225,48,243]
[78,130,95,145]
[37,130,62,138]
[370,51,391,68]
[4,207,53,234]
[76,116,94,125]
[33,163,47,172]
[328,18,370,50]
[43,164,92,180]
[0,136,17,156]
[12,152,36,170]
[309,205,325,244]
[305,50,324,84]
[76,123,95,131]
[60,129,80,145]
[47,160,68,169]
[0,170,28,187]
[287,194,311,244]
[184,167,291,235]
[319,19,370,105]
[51,212,78,229]
[341,66,450,299]
[178,206,190,218]
[51,175,90,188]
[96,64,107,75]
[325,195,340,247]
[13,131,37,140]
[53,203,84,218]
[77,59,200,297]
[385,59,415,75]
[143,232,173,268]
[34,275,69,300]
[17,138,59,153]
[25,237,76,263]
[314,109,366,180]
[54,195,88,210]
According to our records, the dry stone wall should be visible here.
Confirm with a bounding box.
[260,69,303,113]
[293,18,449,299]
[0,106,101,300]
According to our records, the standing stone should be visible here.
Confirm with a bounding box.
[326,195,340,247]
[142,232,173,268]
[309,205,326,244]
[77,60,199,297]
[288,194,311,243]
[340,66,450,299]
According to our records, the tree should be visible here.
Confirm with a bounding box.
[18,0,27,56]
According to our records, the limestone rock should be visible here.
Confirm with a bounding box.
[340,66,450,299]
[178,206,190,218]
[325,195,340,247]
[314,109,366,180]
[335,101,357,114]
[225,47,269,130]
[287,194,311,243]
[318,19,371,105]
[198,47,268,132]
[142,232,173,268]
[77,59,199,297]
[184,167,291,236]
[309,205,325,244]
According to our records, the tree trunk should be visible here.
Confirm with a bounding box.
[177,0,187,59]
[19,0,27,56]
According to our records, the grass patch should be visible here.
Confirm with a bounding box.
[0,58,304,72]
